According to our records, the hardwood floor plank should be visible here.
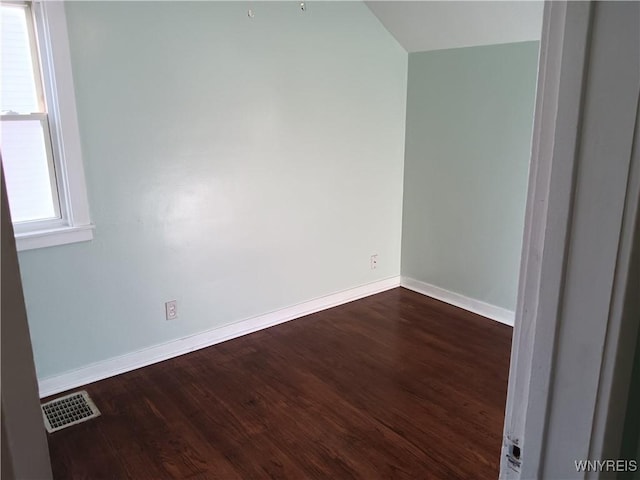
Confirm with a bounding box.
[45,287,512,479]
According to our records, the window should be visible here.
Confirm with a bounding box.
[1,0,92,250]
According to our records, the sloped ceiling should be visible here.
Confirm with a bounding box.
[366,1,544,53]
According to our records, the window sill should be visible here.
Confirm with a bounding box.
[16,224,95,252]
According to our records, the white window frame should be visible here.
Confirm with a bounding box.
[3,0,93,251]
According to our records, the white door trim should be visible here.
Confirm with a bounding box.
[501,1,640,478]
[502,3,594,475]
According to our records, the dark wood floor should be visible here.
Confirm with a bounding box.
[45,287,513,479]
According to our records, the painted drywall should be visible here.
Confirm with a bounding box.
[401,41,539,312]
[366,1,543,53]
[17,1,407,380]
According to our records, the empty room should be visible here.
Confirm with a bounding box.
[2,1,639,479]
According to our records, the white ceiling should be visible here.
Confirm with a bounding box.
[366,1,544,53]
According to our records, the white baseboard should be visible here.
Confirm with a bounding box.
[38,276,401,398]
[400,276,515,327]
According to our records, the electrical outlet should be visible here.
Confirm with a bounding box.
[370,254,378,270]
[165,300,178,320]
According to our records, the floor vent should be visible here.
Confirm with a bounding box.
[41,390,100,433]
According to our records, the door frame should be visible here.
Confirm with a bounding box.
[501,1,640,478]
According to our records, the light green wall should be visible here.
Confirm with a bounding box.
[17,1,407,379]
[17,5,540,381]
[401,41,539,311]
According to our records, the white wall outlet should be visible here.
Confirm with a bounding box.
[370,254,378,270]
[165,300,178,320]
